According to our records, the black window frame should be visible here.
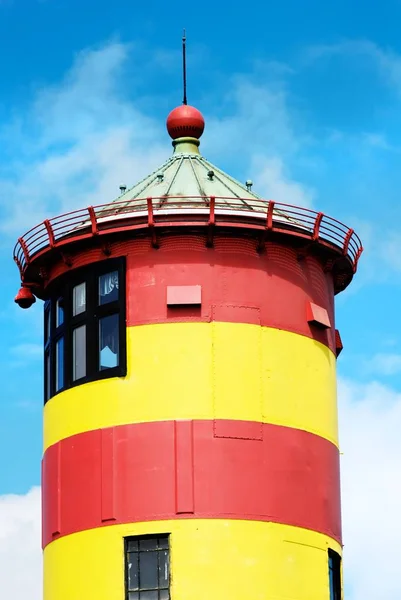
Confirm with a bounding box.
[328,549,342,600]
[125,534,170,600]
[44,257,126,402]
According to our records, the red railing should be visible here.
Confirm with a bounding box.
[13,196,363,277]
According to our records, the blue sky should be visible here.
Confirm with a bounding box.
[1,0,401,598]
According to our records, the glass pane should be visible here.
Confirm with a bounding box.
[129,594,139,600]
[328,552,340,600]
[73,325,86,381]
[56,298,64,327]
[45,352,51,400]
[128,540,139,552]
[139,551,158,589]
[127,553,139,591]
[45,307,51,341]
[99,314,119,370]
[140,592,158,600]
[73,283,86,316]
[139,538,157,551]
[99,271,119,305]
[56,337,64,391]
[159,590,169,600]
[158,537,169,550]
[158,551,169,588]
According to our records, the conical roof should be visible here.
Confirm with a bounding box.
[111,144,261,208]
[104,136,267,215]
[93,104,296,223]
[92,104,293,230]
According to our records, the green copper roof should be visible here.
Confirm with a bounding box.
[107,137,268,213]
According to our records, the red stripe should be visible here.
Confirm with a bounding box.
[42,420,341,547]
[125,242,335,351]
[47,236,336,352]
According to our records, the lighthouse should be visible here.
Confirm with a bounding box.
[14,96,362,598]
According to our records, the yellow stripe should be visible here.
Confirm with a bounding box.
[44,323,338,450]
[43,520,341,600]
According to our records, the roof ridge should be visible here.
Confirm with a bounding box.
[196,155,262,201]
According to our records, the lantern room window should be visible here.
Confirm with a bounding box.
[44,258,126,402]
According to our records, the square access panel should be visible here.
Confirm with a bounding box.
[167,285,202,306]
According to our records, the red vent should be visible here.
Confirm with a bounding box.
[335,329,343,357]
[306,302,331,329]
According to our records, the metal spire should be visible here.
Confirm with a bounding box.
[182,29,187,105]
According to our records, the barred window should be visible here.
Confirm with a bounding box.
[125,535,170,600]
[44,258,126,401]
[328,549,341,600]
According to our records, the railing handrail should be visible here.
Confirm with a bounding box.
[13,195,363,278]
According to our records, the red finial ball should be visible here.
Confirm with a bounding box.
[14,286,36,309]
[166,105,205,140]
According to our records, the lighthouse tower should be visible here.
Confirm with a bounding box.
[14,101,362,600]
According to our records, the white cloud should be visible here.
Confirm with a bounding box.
[252,155,314,206]
[205,79,302,159]
[367,353,401,376]
[0,487,42,600]
[380,231,401,273]
[0,42,167,235]
[339,378,401,599]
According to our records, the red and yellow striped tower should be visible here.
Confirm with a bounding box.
[14,103,362,600]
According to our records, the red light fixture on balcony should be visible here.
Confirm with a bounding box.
[14,285,36,309]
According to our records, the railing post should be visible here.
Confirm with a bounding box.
[312,212,324,241]
[206,196,215,247]
[17,236,30,267]
[353,246,364,273]
[257,200,275,253]
[147,197,154,227]
[209,196,215,225]
[87,206,98,236]
[44,219,56,248]
[267,200,275,230]
[146,197,158,248]
[342,227,354,256]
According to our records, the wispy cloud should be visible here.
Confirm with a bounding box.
[305,39,401,95]
[252,155,314,207]
[379,231,401,273]
[10,343,42,358]
[203,77,314,205]
[0,43,167,236]
[366,353,401,376]
[8,342,43,369]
